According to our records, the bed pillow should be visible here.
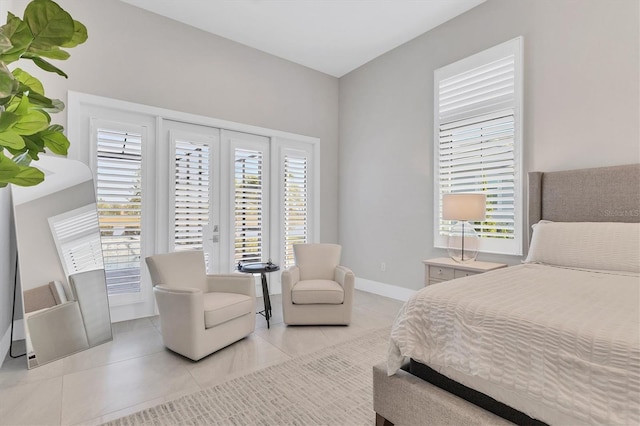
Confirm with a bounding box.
[524,221,640,273]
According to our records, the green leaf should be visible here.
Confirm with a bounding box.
[7,92,30,115]
[61,19,87,48]
[0,110,19,131]
[42,131,68,154]
[0,33,12,54]
[27,45,70,60]
[22,90,64,113]
[0,62,18,98]
[24,0,75,50]
[13,68,45,94]
[14,110,49,135]
[23,53,68,78]
[8,98,50,136]
[9,164,44,186]
[21,133,45,159]
[0,150,20,177]
[0,13,33,64]
[0,129,25,149]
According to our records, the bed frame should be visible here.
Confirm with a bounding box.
[373,163,640,426]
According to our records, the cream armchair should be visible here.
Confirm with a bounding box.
[281,243,355,325]
[145,251,255,361]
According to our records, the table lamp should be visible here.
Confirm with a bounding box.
[442,193,486,263]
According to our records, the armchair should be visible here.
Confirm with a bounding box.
[281,243,355,325]
[145,251,255,361]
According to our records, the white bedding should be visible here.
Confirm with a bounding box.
[388,264,640,425]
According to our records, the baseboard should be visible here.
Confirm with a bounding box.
[355,277,416,302]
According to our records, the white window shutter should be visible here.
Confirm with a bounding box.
[282,153,308,269]
[434,37,523,255]
[95,127,143,295]
[173,140,210,252]
[234,148,264,263]
[49,205,104,278]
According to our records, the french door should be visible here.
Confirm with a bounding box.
[165,122,270,273]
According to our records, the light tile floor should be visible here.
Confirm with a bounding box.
[0,290,404,425]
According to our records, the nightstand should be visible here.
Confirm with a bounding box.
[422,257,507,286]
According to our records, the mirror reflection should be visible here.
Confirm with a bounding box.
[12,156,112,368]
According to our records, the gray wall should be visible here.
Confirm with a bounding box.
[339,0,640,291]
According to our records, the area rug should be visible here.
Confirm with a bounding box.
[105,327,390,425]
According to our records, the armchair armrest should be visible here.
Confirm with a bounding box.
[334,265,355,288]
[281,266,300,306]
[281,266,300,290]
[335,265,355,307]
[153,285,205,331]
[206,274,255,298]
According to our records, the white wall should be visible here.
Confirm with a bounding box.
[339,0,640,292]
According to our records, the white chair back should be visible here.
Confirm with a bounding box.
[293,244,341,281]
[145,251,207,292]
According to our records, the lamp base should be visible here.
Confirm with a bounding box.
[447,221,479,263]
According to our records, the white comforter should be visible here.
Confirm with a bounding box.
[388,264,640,425]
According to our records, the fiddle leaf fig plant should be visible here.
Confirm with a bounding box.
[0,0,87,187]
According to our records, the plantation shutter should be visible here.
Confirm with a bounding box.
[173,140,210,252]
[95,127,143,295]
[234,148,264,263]
[435,37,522,255]
[49,206,104,278]
[282,154,308,269]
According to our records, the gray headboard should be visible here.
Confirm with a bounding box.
[528,164,640,234]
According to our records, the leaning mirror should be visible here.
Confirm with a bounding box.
[11,155,112,368]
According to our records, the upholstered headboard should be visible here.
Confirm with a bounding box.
[528,164,640,235]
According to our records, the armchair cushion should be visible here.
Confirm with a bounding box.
[203,292,254,329]
[292,279,344,305]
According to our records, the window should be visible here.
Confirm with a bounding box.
[173,139,210,252]
[282,152,309,269]
[234,148,265,264]
[95,125,144,295]
[434,37,523,255]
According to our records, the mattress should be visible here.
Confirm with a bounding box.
[388,263,640,425]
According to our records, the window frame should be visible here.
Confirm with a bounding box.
[433,37,524,256]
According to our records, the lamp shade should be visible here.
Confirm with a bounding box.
[442,193,486,221]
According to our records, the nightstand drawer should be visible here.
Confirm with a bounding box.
[429,266,455,280]
[454,270,479,279]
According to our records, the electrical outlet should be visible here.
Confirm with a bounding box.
[380,262,386,272]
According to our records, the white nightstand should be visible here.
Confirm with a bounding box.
[422,257,507,286]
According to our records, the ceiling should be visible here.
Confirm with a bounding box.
[120,0,485,77]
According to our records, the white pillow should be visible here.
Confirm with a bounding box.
[524,221,640,273]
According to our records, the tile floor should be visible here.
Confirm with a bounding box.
[0,290,404,425]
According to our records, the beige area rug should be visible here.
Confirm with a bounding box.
[105,327,390,425]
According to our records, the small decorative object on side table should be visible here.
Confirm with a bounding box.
[423,257,507,286]
[237,260,280,328]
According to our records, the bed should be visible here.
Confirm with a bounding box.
[374,164,640,425]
